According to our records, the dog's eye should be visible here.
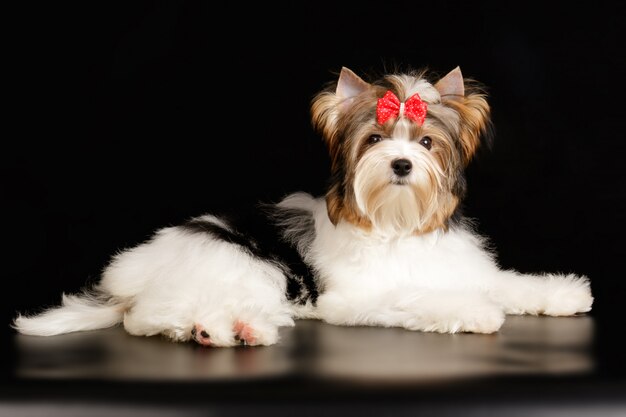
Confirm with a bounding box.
[419,136,432,150]
[368,134,383,144]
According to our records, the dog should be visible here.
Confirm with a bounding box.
[13,66,593,347]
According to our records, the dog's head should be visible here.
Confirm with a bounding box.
[311,67,491,236]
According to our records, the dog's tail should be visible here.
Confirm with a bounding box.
[12,289,126,336]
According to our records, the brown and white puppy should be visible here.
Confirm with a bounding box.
[13,67,593,346]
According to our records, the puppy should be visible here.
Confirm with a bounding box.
[13,67,593,346]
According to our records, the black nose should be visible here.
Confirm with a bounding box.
[392,159,412,177]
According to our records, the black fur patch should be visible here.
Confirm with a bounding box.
[181,218,263,257]
[180,208,318,305]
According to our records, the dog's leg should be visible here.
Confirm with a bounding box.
[316,288,505,334]
[99,217,298,347]
[121,274,295,348]
[123,306,193,342]
[122,292,295,347]
[487,271,593,316]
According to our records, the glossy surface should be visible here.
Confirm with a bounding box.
[4,314,625,417]
[13,316,594,382]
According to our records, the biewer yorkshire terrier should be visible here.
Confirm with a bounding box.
[14,67,593,347]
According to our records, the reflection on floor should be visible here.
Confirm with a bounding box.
[13,315,594,382]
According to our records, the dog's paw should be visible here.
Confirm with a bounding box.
[189,322,264,347]
[542,274,593,316]
[189,317,237,347]
[189,320,277,347]
[455,303,506,334]
[406,302,505,334]
[191,324,213,346]
[232,319,282,346]
[190,315,293,347]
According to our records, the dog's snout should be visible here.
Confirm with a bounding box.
[392,159,412,177]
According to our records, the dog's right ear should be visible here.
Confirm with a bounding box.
[311,67,370,148]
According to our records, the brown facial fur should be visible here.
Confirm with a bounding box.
[311,68,491,234]
[441,85,491,165]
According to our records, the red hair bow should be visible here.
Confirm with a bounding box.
[376,90,428,125]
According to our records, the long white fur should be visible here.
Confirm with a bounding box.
[13,293,123,337]
[281,193,592,334]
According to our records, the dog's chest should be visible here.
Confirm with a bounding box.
[310,224,490,292]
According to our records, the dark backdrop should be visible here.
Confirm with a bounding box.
[3,2,625,376]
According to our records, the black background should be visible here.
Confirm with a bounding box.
[3,1,625,377]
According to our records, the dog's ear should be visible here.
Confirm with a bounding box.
[311,67,370,148]
[336,67,370,109]
[435,67,491,164]
[312,67,370,227]
[435,66,465,99]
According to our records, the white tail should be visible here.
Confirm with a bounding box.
[13,291,125,336]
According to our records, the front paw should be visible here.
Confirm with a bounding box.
[407,302,505,334]
[542,274,593,316]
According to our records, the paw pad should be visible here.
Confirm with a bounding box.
[191,324,212,346]
[233,320,257,346]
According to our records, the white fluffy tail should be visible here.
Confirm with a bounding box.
[13,291,125,336]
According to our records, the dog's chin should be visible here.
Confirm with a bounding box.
[358,182,437,237]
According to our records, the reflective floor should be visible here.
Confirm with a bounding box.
[6,314,626,416]
[12,315,595,383]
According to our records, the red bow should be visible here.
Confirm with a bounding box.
[376,90,428,125]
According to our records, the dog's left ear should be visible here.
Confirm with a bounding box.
[311,67,370,149]
[435,67,491,164]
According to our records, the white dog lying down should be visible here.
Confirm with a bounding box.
[14,67,593,347]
